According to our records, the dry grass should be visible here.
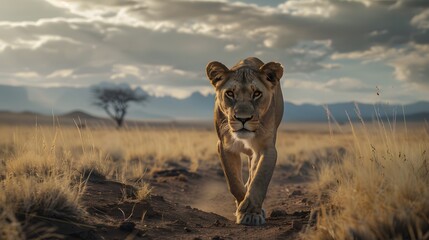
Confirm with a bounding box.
[2,116,427,239]
[0,120,241,238]
[307,117,429,239]
[0,123,216,238]
[0,125,86,239]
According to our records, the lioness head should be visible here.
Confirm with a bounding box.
[206,57,283,139]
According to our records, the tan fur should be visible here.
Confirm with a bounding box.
[206,57,284,225]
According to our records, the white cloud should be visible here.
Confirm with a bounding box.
[47,69,74,78]
[110,64,199,85]
[369,29,388,37]
[284,77,370,92]
[44,0,128,19]
[320,63,341,69]
[39,0,428,52]
[111,65,142,80]
[324,77,371,91]
[0,40,7,51]
[284,79,327,91]
[411,8,429,29]
[332,43,429,87]
[279,0,336,18]
[16,35,81,50]
[0,0,428,104]
[331,46,402,63]
[13,71,40,79]
[225,44,239,51]
[389,44,429,86]
[141,84,214,99]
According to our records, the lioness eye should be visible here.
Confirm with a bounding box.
[253,91,262,99]
[225,91,234,98]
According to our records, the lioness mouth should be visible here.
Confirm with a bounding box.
[234,128,254,133]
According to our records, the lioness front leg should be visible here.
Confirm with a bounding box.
[236,147,277,225]
[218,142,246,204]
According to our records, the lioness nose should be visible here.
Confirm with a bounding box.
[234,115,253,124]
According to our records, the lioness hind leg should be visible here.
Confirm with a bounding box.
[236,147,277,226]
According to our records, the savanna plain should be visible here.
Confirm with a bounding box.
[0,112,428,239]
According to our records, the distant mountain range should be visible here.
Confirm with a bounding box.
[0,84,428,122]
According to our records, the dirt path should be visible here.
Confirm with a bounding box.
[40,160,316,239]
[149,161,315,221]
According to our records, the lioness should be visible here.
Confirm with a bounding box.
[206,57,284,225]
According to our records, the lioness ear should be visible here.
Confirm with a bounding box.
[206,61,229,87]
[260,62,283,85]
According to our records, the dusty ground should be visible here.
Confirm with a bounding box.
[33,154,317,240]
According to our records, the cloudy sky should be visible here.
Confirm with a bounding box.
[1,0,429,104]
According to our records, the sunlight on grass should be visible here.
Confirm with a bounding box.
[307,112,429,239]
[0,123,160,238]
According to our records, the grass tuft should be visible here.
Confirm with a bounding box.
[1,176,85,222]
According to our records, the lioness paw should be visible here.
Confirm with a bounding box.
[236,212,266,226]
[236,198,266,225]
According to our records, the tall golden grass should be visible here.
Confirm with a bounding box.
[0,124,166,239]
[2,115,426,239]
[308,114,429,239]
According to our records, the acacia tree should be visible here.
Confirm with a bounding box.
[92,86,147,128]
